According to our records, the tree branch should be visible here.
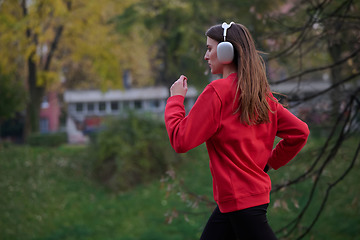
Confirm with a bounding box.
[271,91,353,192]
[43,0,72,71]
[43,26,64,71]
[267,0,332,61]
[296,125,360,239]
[276,91,359,238]
[290,73,360,105]
[269,47,360,85]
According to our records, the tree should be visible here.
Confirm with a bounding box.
[265,0,359,113]
[115,0,282,88]
[0,0,137,136]
[261,0,360,238]
[115,0,202,88]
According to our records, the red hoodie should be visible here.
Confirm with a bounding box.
[165,73,309,213]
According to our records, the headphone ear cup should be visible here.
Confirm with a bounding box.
[217,41,234,64]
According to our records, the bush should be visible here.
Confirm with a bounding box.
[90,113,178,191]
[27,132,67,147]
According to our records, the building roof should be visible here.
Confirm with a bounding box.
[64,86,198,103]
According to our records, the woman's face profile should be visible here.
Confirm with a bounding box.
[204,37,223,75]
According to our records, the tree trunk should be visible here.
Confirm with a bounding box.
[24,53,45,138]
[328,42,343,120]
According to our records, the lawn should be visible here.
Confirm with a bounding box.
[0,130,359,239]
[0,144,210,240]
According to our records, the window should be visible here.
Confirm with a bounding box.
[39,118,49,133]
[111,101,119,111]
[76,103,83,112]
[134,100,142,109]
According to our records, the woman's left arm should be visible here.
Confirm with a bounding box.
[267,104,310,170]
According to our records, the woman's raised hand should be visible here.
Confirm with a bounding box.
[170,75,188,97]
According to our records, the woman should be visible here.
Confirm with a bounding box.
[164,22,309,240]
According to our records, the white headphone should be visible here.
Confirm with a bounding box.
[217,22,235,64]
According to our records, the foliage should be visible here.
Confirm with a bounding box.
[0,0,139,134]
[90,113,178,191]
[26,132,67,147]
[0,72,26,122]
[0,70,26,143]
[0,114,25,143]
[114,0,283,89]
[0,0,137,89]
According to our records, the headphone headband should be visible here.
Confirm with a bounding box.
[221,22,234,41]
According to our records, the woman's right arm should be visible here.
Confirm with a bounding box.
[164,85,221,153]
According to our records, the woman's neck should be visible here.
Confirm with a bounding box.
[222,63,237,78]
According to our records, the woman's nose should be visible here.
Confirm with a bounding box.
[204,52,209,60]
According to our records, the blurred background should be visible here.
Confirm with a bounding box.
[0,0,359,239]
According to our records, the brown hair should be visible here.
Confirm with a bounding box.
[206,23,274,125]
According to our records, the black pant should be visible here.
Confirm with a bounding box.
[200,204,278,240]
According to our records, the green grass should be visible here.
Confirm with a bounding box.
[0,144,210,240]
[0,130,359,240]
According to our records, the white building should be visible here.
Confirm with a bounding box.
[64,86,198,122]
[63,86,198,143]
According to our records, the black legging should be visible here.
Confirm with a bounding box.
[200,204,278,240]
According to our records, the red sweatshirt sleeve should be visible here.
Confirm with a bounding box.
[268,104,310,170]
[164,86,221,153]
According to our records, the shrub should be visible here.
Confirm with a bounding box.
[27,132,67,147]
[90,113,178,191]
